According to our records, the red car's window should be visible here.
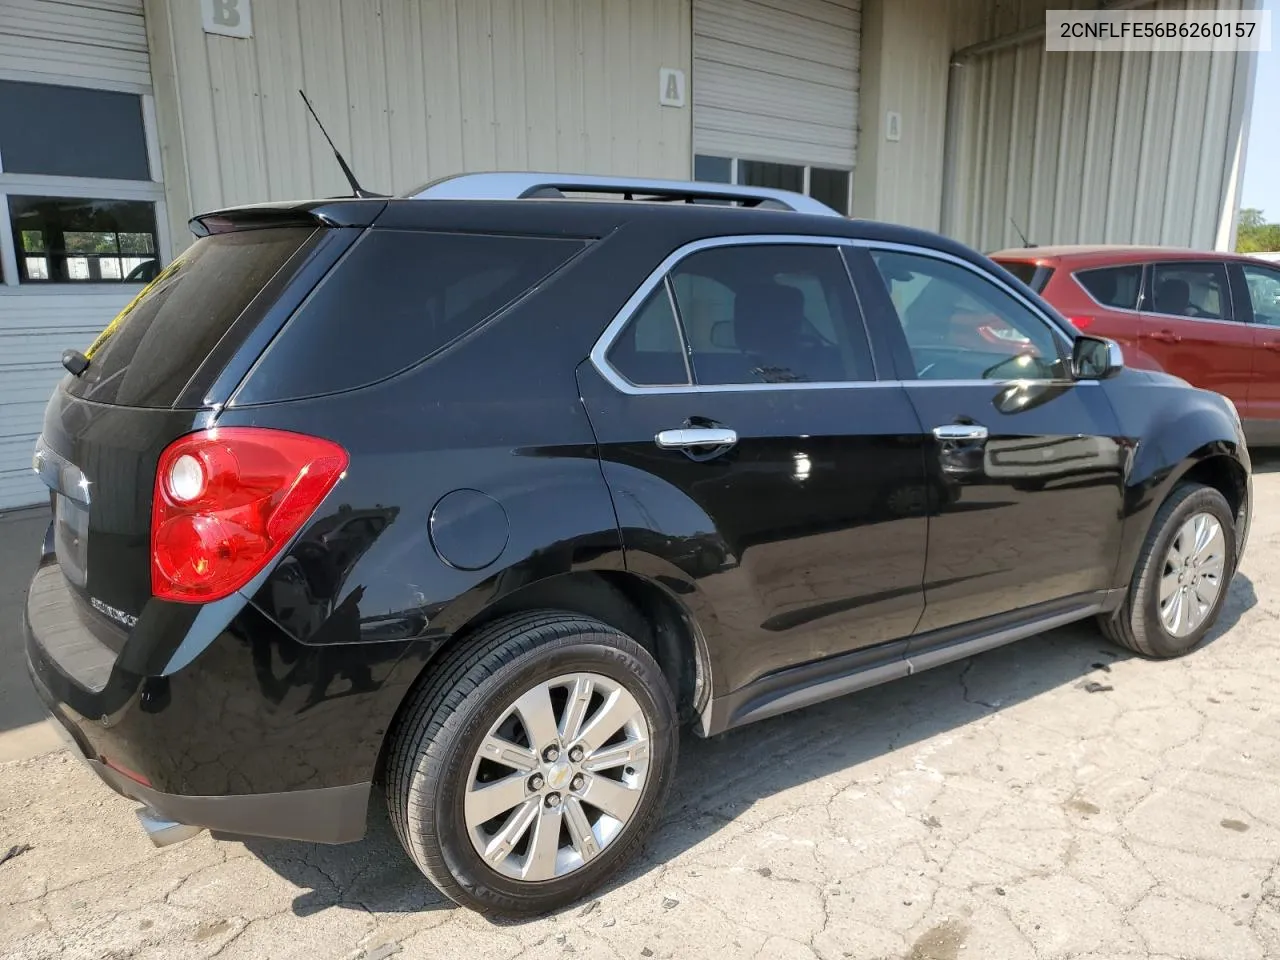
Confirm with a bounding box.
[1074,265,1143,310]
[1150,263,1230,321]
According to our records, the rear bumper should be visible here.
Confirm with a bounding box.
[26,650,370,844]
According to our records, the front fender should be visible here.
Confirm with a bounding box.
[1108,377,1248,587]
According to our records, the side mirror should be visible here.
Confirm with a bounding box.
[1071,335,1124,380]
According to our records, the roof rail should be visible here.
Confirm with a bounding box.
[404,172,843,217]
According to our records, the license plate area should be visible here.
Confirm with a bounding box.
[33,436,92,586]
[54,494,90,587]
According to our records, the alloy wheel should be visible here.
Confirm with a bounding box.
[463,672,651,881]
[1158,511,1227,638]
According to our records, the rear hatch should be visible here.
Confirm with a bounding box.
[30,211,364,683]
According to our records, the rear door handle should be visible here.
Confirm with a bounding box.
[655,427,738,450]
[1150,329,1182,344]
[1264,341,1280,353]
[933,424,989,442]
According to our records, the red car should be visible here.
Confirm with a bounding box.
[990,245,1280,445]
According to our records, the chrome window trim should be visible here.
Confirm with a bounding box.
[588,234,1084,397]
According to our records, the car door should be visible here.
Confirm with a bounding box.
[1233,260,1280,443]
[1140,260,1254,413]
[577,238,929,694]
[847,244,1127,635]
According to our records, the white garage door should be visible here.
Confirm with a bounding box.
[0,0,165,510]
[692,0,860,213]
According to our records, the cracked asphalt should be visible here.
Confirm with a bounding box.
[3,465,1280,960]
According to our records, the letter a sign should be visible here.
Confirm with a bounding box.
[202,0,254,38]
[659,68,686,108]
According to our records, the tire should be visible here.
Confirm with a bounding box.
[385,611,678,916]
[1099,482,1237,658]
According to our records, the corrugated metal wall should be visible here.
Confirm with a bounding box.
[0,0,151,88]
[850,0,951,228]
[0,0,153,508]
[692,0,859,168]
[147,0,693,244]
[0,293,138,508]
[942,0,1256,252]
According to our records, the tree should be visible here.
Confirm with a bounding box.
[1237,208,1280,253]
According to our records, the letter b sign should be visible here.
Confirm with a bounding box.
[201,0,253,38]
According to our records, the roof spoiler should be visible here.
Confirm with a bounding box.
[188,199,389,237]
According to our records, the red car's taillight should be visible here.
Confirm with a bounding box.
[151,427,349,603]
[1067,315,1095,331]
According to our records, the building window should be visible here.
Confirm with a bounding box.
[0,79,165,287]
[694,155,852,215]
[10,197,159,283]
[0,80,151,181]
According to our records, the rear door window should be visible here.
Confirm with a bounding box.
[234,230,586,403]
[667,244,873,385]
[67,227,318,407]
[1074,265,1143,310]
[1149,262,1232,321]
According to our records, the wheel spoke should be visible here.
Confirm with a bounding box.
[522,805,563,881]
[482,798,540,866]
[1158,569,1180,604]
[581,775,641,823]
[563,796,600,863]
[1193,581,1217,614]
[582,737,648,773]
[465,772,530,827]
[1192,516,1222,560]
[513,683,560,753]
[575,687,642,753]
[559,676,594,744]
[1161,588,1185,635]
[1199,552,1226,580]
[477,734,538,773]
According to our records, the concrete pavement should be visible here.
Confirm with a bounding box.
[0,505,60,763]
[3,468,1280,959]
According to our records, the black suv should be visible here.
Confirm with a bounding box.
[25,174,1251,916]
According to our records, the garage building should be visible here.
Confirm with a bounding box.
[0,0,1259,508]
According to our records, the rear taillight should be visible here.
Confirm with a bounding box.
[151,427,348,603]
[1067,315,1095,331]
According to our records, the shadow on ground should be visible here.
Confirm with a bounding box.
[241,573,1257,920]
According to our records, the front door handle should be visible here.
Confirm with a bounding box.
[1150,329,1182,344]
[655,427,739,450]
[933,424,989,442]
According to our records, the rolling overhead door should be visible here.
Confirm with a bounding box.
[693,0,860,174]
[0,0,164,510]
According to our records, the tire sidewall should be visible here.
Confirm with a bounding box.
[420,636,676,913]
[1137,487,1236,657]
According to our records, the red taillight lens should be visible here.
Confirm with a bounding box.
[1067,315,1095,331]
[151,427,349,603]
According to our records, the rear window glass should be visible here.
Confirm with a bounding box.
[68,227,317,407]
[234,230,586,404]
[1075,265,1143,310]
[994,260,1053,293]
